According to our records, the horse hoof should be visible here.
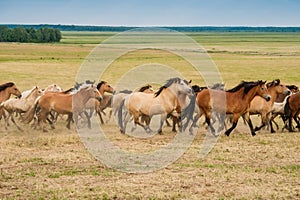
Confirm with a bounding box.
[254,127,260,132]
[251,132,256,136]
[225,132,230,136]
[158,130,163,135]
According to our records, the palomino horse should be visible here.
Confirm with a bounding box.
[0,82,22,120]
[23,85,102,131]
[248,79,290,132]
[111,84,154,122]
[0,86,42,130]
[284,92,300,132]
[195,80,271,136]
[118,78,193,134]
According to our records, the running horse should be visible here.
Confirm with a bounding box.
[118,77,193,134]
[23,84,102,131]
[84,81,115,124]
[284,92,300,132]
[248,79,290,132]
[0,82,22,120]
[194,80,271,136]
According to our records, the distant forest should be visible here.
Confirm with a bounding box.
[0,26,61,42]
[2,24,300,32]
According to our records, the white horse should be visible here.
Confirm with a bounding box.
[21,84,62,99]
[0,86,43,130]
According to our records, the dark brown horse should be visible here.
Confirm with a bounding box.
[284,92,300,132]
[195,80,271,136]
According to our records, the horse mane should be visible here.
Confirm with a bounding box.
[209,83,225,90]
[138,84,152,92]
[227,80,264,94]
[286,84,299,91]
[266,79,280,88]
[191,85,207,94]
[62,88,74,94]
[119,90,132,94]
[155,77,187,97]
[97,81,107,90]
[0,82,15,92]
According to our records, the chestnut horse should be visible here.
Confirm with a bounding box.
[248,79,290,132]
[118,78,193,134]
[195,80,271,136]
[24,85,102,131]
[0,82,22,120]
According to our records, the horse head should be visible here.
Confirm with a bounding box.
[257,80,271,102]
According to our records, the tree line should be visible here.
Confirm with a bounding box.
[3,24,300,32]
[0,26,61,43]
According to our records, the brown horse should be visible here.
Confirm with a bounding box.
[84,81,115,124]
[24,85,102,131]
[118,78,192,134]
[284,92,300,132]
[195,80,271,136]
[248,79,290,132]
[0,82,22,120]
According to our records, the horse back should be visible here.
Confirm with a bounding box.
[39,92,72,113]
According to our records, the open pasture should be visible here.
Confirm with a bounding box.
[0,32,300,199]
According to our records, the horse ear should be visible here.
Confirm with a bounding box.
[189,80,192,84]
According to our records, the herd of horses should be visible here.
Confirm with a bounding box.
[0,78,299,136]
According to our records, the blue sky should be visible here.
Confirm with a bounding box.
[0,0,299,26]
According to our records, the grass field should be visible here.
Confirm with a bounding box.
[0,31,300,199]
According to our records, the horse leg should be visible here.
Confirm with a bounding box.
[225,114,241,136]
[10,114,23,131]
[254,112,268,132]
[66,113,72,129]
[157,113,167,134]
[243,113,256,136]
[84,111,91,129]
[205,112,216,135]
[269,113,278,133]
[172,116,177,132]
[293,113,300,132]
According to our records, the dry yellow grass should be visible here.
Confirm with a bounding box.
[0,32,300,199]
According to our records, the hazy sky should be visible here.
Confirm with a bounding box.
[1,0,299,26]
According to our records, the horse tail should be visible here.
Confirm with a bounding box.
[284,96,291,120]
[22,99,39,124]
[118,98,125,131]
[181,94,196,131]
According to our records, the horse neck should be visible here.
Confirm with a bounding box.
[159,87,178,105]
[74,90,93,104]
[177,93,188,107]
[0,89,11,102]
[26,91,39,102]
[267,87,280,104]
[234,86,259,104]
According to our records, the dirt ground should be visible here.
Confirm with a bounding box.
[0,116,299,199]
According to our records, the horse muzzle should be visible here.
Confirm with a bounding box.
[96,96,103,102]
[285,90,291,95]
[264,95,271,102]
